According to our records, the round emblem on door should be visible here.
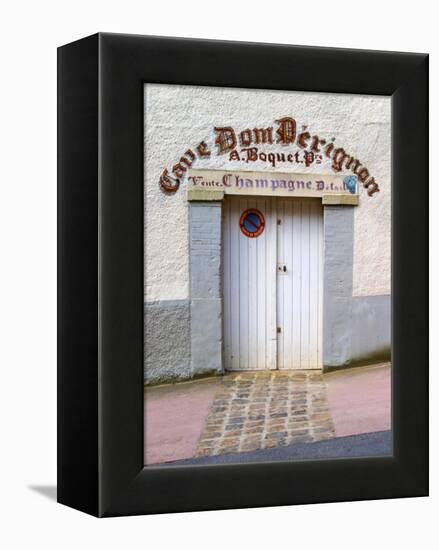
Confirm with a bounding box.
[239,208,265,238]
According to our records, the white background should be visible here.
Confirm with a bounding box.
[0,1,436,548]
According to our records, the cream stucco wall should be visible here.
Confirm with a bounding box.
[144,84,391,301]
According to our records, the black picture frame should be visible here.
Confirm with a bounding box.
[57,33,428,517]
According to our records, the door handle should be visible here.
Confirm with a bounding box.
[278,265,287,272]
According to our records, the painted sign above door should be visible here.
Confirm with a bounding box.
[186,169,358,201]
[159,116,380,196]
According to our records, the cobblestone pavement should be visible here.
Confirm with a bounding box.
[195,371,335,457]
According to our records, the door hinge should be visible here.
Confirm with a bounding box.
[277,327,282,333]
[277,219,282,225]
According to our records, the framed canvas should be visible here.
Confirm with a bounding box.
[57,33,428,517]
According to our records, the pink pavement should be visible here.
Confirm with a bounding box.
[324,362,391,437]
[144,377,221,465]
[144,362,391,465]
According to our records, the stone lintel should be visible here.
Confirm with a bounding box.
[187,189,225,201]
[322,194,359,206]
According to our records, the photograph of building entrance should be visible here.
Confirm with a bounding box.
[144,84,391,466]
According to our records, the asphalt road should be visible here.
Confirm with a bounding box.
[159,430,392,466]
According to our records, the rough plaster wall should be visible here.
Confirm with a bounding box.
[144,84,391,300]
[350,104,391,296]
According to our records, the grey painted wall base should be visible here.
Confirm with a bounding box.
[322,205,390,370]
[144,297,224,385]
[144,299,191,384]
[350,295,391,365]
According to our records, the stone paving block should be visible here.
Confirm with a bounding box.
[195,371,336,457]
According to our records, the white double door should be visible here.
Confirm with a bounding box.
[223,196,323,371]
